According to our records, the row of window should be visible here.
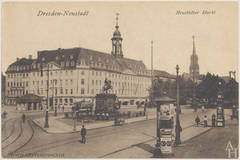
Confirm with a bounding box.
[91,79,150,88]
[32,79,79,86]
[7,86,146,97]
[8,68,150,82]
[8,89,28,96]
[8,65,31,72]
[8,73,29,78]
[82,56,148,75]
[91,70,149,81]
[55,98,73,104]
[32,88,85,95]
[8,81,28,87]
[8,59,76,72]
[90,87,147,96]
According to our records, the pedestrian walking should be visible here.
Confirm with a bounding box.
[81,125,87,144]
[204,115,208,127]
[137,102,141,109]
[195,115,200,126]
[212,113,216,127]
[22,113,26,123]
[54,106,57,116]
[144,99,148,116]
[232,105,236,119]
[3,111,7,119]
[201,105,205,113]
[105,112,109,120]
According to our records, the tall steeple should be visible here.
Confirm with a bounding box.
[189,35,200,82]
[192,35,196,55]
[111,13,123,58]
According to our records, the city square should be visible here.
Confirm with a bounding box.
[1,1,239,159]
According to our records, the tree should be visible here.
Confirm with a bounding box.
[196,73,225,106]
[223,78,238,105]
[149,76,195,105]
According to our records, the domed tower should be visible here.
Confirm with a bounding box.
[189,36,199,82]
[111,13,123,58]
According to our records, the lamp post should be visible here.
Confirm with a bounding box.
[52,79,57,117]
[73,107,76,131]
[44,64,49,128]
[175,65,181,146]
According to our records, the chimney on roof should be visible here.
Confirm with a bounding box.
[16,58,20,61]
[58,48,62,53]
[29,55,32,59]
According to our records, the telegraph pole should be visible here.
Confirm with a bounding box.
[151,41,158,142]
[151,40,153,96]
[44,64,49,128]
[149,40,153,120]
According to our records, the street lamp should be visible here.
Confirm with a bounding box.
[43,63,50,128]
[175,64,181,146]
[52,79,57,117]
[73,107,76,131]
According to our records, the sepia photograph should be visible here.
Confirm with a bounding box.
[1,1,239,159]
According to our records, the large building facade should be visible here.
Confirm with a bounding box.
[5,16,173,108]
[2,73,6,105]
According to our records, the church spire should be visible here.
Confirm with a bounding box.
[116,13,119,28]
[190,35,200,82]
[111,13,123,58]
[192,35,196,55]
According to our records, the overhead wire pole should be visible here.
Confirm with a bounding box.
[151,40,153,101]
[151,41,159,148]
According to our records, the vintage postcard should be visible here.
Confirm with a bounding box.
[1,1,239,159]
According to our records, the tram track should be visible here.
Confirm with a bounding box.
[16,118,197,155]
[8,119,35,156]
[2,119,18,143]
[2,120,22,149]
[16,119,155,154]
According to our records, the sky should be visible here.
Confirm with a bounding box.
[1,2,239,79]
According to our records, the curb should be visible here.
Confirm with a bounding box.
[31,115,156,134]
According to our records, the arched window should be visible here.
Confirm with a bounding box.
[66,61,69,67]
[61,61,65,67]
[37,63,40,69]
[71,61,75,66]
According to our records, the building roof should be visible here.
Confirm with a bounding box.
[6,47,148,75]
[221,76,231,83]
[76,48,146,74]
[6,47,176,79]
[16,94,42,103]
[153,70,176,79]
